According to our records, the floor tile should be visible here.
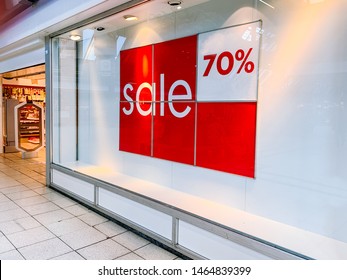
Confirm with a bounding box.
[77,239,130,260]
[21,201,61,216]
[0,179,19,188]
[36,178,46,185]
[0,185,30,195]
[0,201,19,212]
[51,251,85,260]
[134,244,177,260]
[33,187,53,195]
[0,220,25,235]
[94,221,127,237]
[60,227,107,250]
[52,197,77,208]
[2,170,21,176]
[25,182,46,189]
[6,226,55,248]
[19,238,73,260]
[0,250,25,260]
[6,190,38,200]
[14,195,49,207]
[9,173,30,180]
[0,208,29,223]
[0,193,10,203]
[0,236,15,253]
[16,177,37,185]
[116,252,144,260]
[42,192,66,201]
[15,216,42,230]
[34,209,74,225]
[78,212,108,226]
[46,217,90,236]
[64,204,90,216]
[112,231,150,251]
[19,170,36,177]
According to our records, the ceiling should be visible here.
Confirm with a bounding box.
[2,64,45,81]
[0,0,40,28]
[61,0,210,40]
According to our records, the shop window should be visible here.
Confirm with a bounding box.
[50,0,347,259]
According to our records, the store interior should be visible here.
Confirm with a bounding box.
[1,64,45,154]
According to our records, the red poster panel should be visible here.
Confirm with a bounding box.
[196,102,257,178]
[120,45,153,102]
[153,35,197,101]
[119,101,152,156]
[153,102,195,164]
[197,21,261,102]
[119,45,153,156]
[152,35,197,164]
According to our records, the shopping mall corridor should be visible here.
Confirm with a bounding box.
[0,151,181,260]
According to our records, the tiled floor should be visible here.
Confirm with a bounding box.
[0,151,181,260]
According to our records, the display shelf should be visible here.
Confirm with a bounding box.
[2,84,45,103]
[15,102,43,153]
[57,161,347,260]
[19,112,40,138]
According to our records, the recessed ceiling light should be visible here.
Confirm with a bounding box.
[168,0,182,6]
[123,15,138,21]
[69,34,81,41]
[95,27,105,31]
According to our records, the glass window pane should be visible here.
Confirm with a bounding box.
[49,0,347,259]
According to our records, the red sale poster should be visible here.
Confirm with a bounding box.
[119,21,261,178]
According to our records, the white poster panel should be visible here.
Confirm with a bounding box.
[197,21,262,101]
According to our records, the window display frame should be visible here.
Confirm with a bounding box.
[45,0,347,260]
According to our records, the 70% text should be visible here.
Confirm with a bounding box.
[202,48,255,77]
